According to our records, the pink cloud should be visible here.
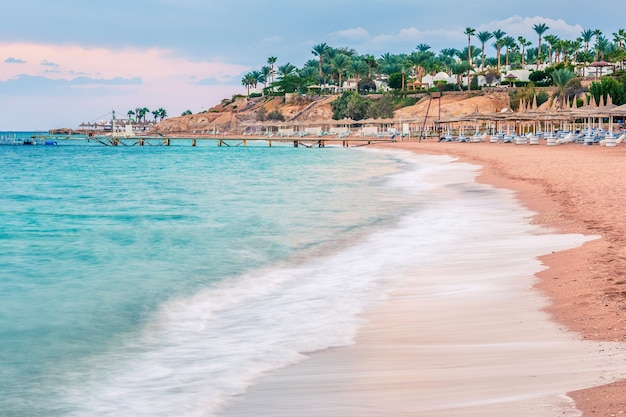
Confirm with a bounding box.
[0,42,248,129]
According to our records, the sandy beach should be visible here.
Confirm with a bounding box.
[219,139,626,417]
[388,140,626,415]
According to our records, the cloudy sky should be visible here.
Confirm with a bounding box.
[0,0,622,130]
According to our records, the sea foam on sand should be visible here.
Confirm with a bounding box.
[220,154,626,417]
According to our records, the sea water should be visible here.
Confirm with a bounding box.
[0,136,421,416]
[0,135,609,417]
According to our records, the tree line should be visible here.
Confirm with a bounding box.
[239,23,626,109]
[126,107,168,123]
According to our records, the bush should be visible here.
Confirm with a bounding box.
[589,75,626,106]
[387,72,403,90]
[331,91,396,120]
[256,106,267,121]
[267,109,285,121]
[529,70,552,87]
[358,78,377,93]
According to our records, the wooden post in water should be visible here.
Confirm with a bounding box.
[218,139,222,147]
[293,141,299,147]
[139,138,144,146]
[165,138,170,146]
[192,139,196,147]
[269,140,272,147]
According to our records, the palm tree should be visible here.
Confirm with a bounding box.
[518,36,531,67]
[260,66,272,89]
[127,110,135,121]
[348,59,368,92]
[595,36,611,61]
[134,107,149,123]
[277,63,297,79]
[331,54,350,91]
[363,54,378,78]
[593,29,602,61]
[416,43,431,53]
[619,29,626,50]
[503,36,516,69]
[544,34,560,64]
[526,47,538,67]
[241,72,256,95]
[581,29,594,52]
[408,50,434,83]
[378,52,402,75]
[464,27,476,67]
[533,22,550,69]
[551,68,574,108]
[250,70,262,89]
[151,109,160,121]
[450,62,471,90]
[440,48,459,58]
[571,39,583,64]
[477,31,494,70]
[321,63,333,87]
[492,29,506,73]
[555,39,566,63]
[311,43,330,80]
[267,56,277,84]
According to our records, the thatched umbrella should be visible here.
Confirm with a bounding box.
[504,73,517,86]
[589,60,614,79]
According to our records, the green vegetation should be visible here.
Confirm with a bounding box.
[589,73,626,105]
[331,92,399,121]
[256,106,285,122]
[127,107,167,122]
[509,86,549,111]
[232,22,626,119]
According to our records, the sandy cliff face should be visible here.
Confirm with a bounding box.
[151,92,510,135]
[394,92,511,119]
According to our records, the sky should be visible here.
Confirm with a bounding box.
[0,0,623,130]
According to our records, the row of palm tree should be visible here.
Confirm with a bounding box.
[240,23,626,95]
[127,107,167,123]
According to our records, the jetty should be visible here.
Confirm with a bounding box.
[33,132,398,148]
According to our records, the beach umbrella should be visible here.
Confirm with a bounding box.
[589,60,614,78]
[504,73,517,86]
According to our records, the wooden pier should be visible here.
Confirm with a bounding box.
[34,134,399,148]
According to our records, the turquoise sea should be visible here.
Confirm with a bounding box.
[1,133,428,416]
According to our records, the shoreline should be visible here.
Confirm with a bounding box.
[384,140,626,415]
[220,142,626,416]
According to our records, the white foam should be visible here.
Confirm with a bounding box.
[65,153,623,417]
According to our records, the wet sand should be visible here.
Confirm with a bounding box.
[390,140,626,416]
[221,140,626,416]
